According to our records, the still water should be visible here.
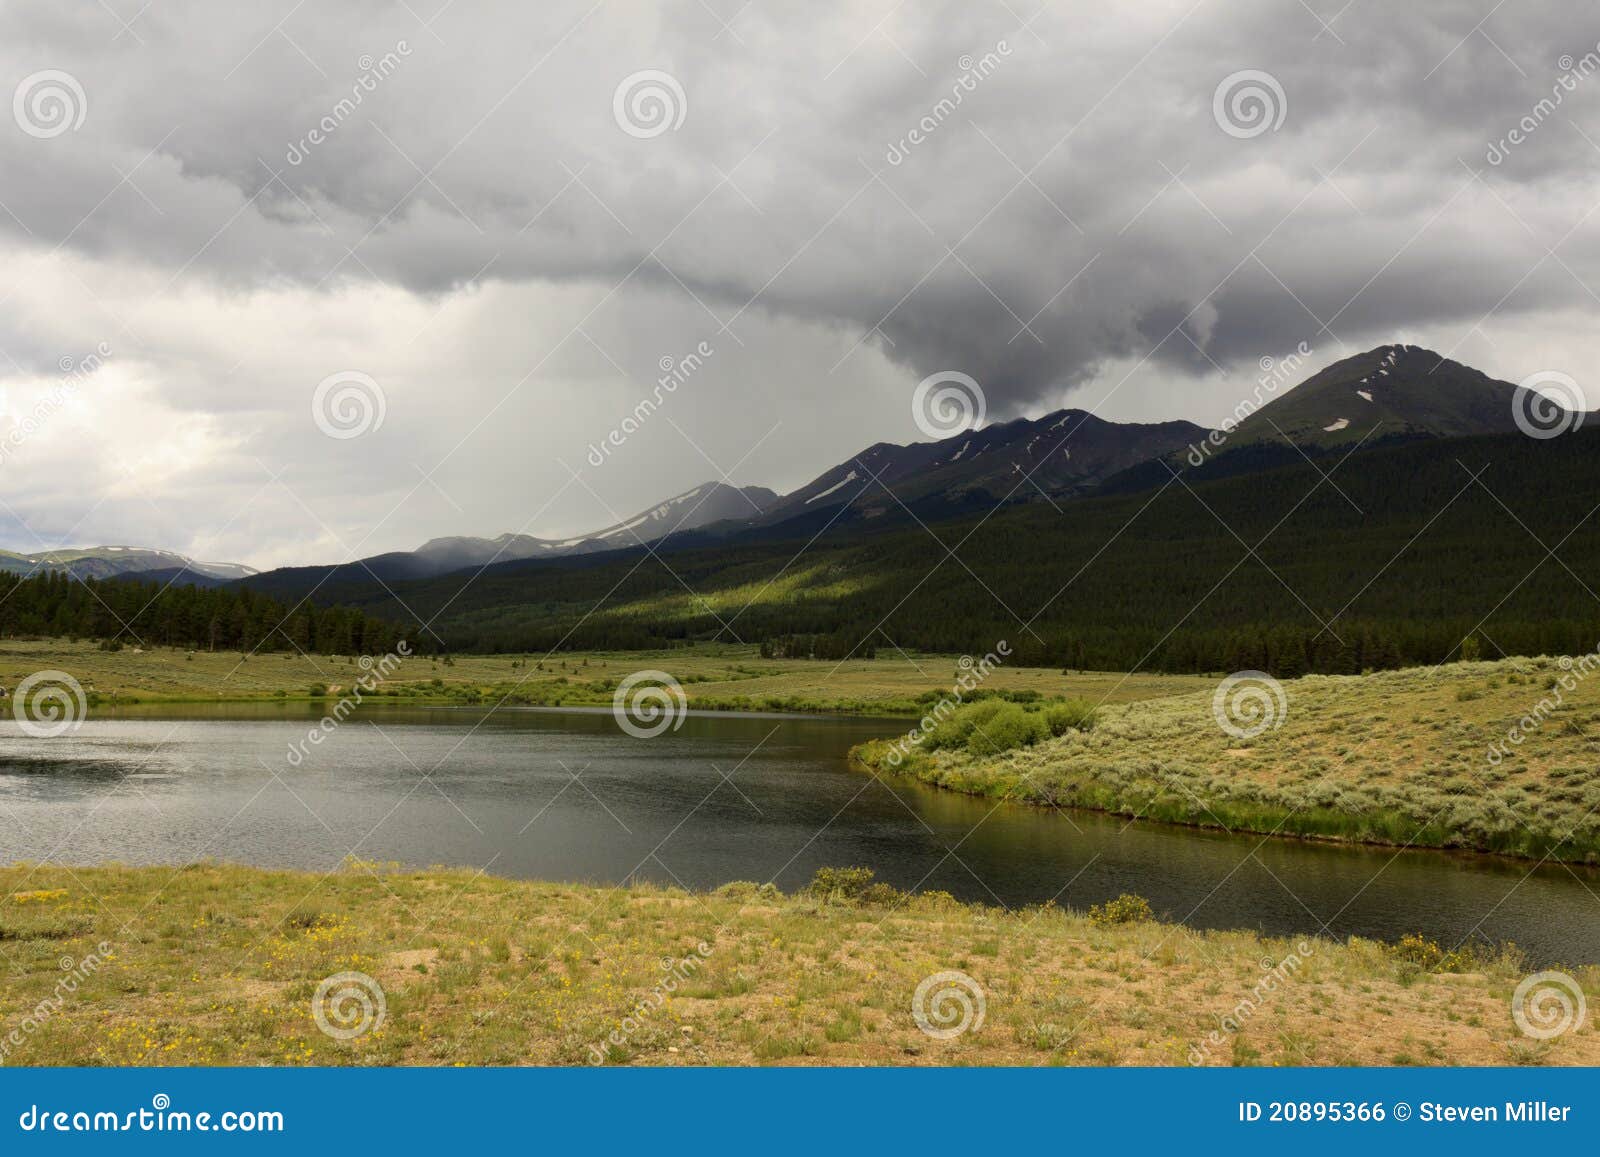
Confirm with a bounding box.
[0,704,1593,963]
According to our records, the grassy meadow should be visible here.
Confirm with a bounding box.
[0,638,1208,715]
[854,656,1600,861]
[1,862,1593,1068]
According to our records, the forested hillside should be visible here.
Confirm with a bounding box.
[12,427,1597,679]
[325,427,1600,675]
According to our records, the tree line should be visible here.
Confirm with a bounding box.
[0,571,418,656]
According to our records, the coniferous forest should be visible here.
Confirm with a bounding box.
[0,571,413,656]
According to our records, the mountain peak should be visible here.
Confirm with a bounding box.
[1223,343,1525,450]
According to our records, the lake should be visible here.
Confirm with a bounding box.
[1,703,1593,964]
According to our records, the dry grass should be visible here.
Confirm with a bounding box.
[0,862,1594,1067]
[856,657,1600,860]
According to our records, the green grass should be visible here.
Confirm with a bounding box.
[854,656,1600,861]
[0,638,1208,717]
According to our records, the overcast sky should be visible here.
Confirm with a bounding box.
[1,0,1597,569]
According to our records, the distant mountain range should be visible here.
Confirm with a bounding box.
[17,345,1576,600]
[0,547,257,583]
[240,481,782,594]
[413,481,778,573]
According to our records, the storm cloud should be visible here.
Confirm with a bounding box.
[1,0,1597,565]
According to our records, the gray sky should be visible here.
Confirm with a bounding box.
[1,0,1597,568]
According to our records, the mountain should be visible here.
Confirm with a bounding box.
[242,481,779,596]
[0,546,257,582]
[413,481,777,572]
[229,345,1583,608]
[756,410,1205,525]
[1223,344,1541,451]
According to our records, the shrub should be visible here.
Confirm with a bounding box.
[1043,698,1099,736]
[808,866,877,901]
[807,866,904,907]
[966,702,1051,756]
[860,883,906,907]
[1087,893,1153,925]
[921,698,1008,751]
[1388,933,1478,972]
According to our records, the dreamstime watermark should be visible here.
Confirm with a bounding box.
[285,41,412,165]
[587,942,714,1063]
[587,340,713,467]
[884,41,1012,166]
[1486,46,1600,166]
[285,643,412,765]
[1212,671,1288,740]
[884,642,1010,767]
[1512,971,1587,1040]
[312,370,386,439]
[0,942,114,1064]
[1512,371,1585,439]
[612,670,686,738]
[912,370,985,440]
[12,70,87,139]
[912,970,986,1039]
[612,70,686,138]
[1187,342,1313,466]
[18,1095,284,1134]
[311,971,386,1041]
[1213,69,1287,139]
[11,670,88,739]
[1187,941,1314,1064]
[1487,647,1600,767]
[0,342,108,467]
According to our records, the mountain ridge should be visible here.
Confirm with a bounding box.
[80,345,1582,599]
[0,546,257,583]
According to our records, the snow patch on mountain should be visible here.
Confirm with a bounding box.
[805,470,859,504]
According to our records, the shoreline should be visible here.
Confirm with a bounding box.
[850,746,1600,868]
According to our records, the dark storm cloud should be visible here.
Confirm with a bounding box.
[6,0,1600,413]
[1,0,1598,563]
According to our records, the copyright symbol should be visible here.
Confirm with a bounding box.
[1393,1102,1411,1121]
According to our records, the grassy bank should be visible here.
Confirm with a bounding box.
[853,657,1600,861]
[0,639,1207,716]
[1,862,1592,1067]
